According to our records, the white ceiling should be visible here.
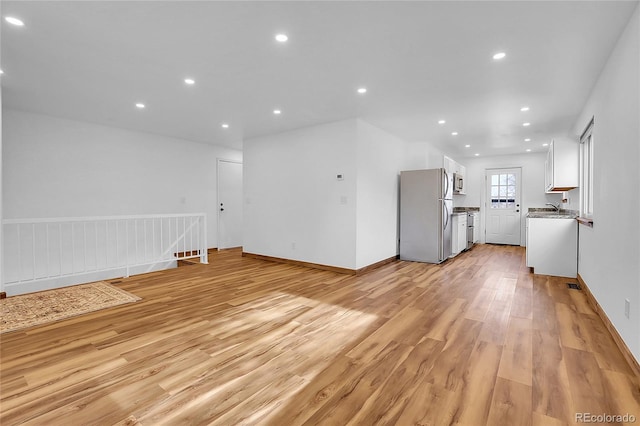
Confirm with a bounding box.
[1,1,637,157]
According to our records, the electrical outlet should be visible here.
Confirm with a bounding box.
[625,298,630,319]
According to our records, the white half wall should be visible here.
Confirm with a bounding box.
[355,120,407,269]
[572,5,640,362]
[243,119,358,269]
[456,152,564,245]
[2,109,242,247]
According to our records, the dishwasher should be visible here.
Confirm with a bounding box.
[467,212,479,250]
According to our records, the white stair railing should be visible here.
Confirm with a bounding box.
[2,213,208,296]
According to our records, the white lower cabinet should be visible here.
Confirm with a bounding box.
[526,218,577,278]
[451,214,467,257]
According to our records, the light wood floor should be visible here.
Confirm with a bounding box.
[1,244,639,425]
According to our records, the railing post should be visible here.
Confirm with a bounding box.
[201,214,208,264]
[32,224,36,280]
[125,219,129,277]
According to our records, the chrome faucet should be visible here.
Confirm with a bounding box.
[545,202,560,211]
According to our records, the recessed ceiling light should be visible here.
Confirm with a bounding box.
[451,132,458,136]
[0,69,4,75]
[493,52,506,60]
[438,119,446,125]
[475,153,480,157]
[357,87,367,94]
[520,106,530,112]
[221,123,229,129]
[542,143,549,147]
[273,109,281,115]
[526,149,532,152]
[465,144,471,148]
[275,34,288,42]
[5,16,24,26]
[524,138,531,142]
[184,78,195,85]
[522,122,531,127]
[135,103,145,109]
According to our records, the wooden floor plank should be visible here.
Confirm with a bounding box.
[450,339,503,425]
[1,244,639,425]
[563,346,613,415]
[487,377,533,426]
[532,329,575,424]
[498,316,533,386]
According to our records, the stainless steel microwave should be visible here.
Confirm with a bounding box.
[453,173,464,194]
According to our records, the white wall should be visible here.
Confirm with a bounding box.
[0,3,3,293]
[405,142,446,170]
[456,152,564,245]
[355,120,407,269]
[2,109,242,247]
[572,5,640,361]
[243,119,358,269]
[243,118,414,270]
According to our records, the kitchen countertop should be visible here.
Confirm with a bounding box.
[453,207,480,213]
[526,208,578,219]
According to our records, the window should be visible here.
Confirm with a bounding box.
[490,172,517,209]
[580,118,594,219]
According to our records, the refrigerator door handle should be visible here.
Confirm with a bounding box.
[443,201,450,230]
[443,170,450,199]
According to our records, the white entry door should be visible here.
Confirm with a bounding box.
[217,160,243,249]
[485,168,522,245]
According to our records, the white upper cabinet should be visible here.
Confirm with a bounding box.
[444,156,466,194]
[545,137,579,192]
[443,156,456,174]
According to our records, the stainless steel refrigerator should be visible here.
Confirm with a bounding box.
[400,168,453,263]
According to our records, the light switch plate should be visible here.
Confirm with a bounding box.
[625,298,630,319]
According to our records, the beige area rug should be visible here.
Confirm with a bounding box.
[1,282,141,334]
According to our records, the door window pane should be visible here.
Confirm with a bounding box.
[490,173,517,209]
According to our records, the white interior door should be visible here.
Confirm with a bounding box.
[217,160,243,249]
[485,168,522,245]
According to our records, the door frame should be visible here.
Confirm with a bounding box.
[483,167,523,245]
[216,158,243,250]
